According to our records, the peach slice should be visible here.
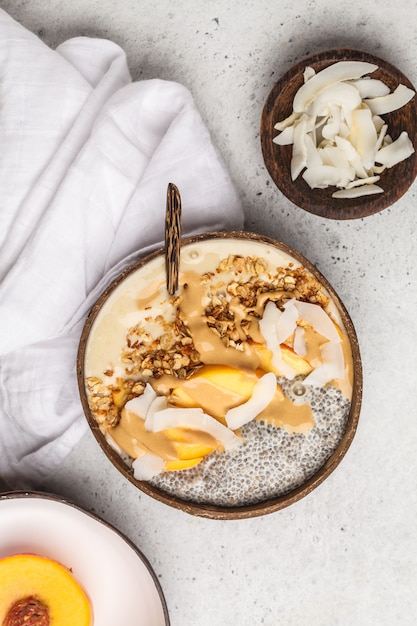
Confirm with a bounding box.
[169,365,259,420]
[197,365,258,397]
[251,342,281,375]
[111,387,129,409]
[252,341,312,376]
[164,457,203,471]
[0,554,91,626]
[173,442,216,460]
[163,428,216,459]
[280,345,313,375]
[168,386,200,409]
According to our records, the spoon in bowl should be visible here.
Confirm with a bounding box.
[165,182,182,295]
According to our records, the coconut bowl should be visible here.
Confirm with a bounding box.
[77,231,362,519]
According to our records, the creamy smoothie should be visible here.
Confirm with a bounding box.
[84,235,354,506]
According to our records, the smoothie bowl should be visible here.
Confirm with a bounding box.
[77,231,362,519]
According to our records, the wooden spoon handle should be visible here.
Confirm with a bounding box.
[165,182,182,295]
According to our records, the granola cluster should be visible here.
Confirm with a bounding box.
[205,255,329,347]
[86,375,145,428]
[86,254,329,430]
[215,254,328,307]
[121,310,203,381]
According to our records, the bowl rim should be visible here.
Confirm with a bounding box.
[77,230,363,520]
[261,48,417,220]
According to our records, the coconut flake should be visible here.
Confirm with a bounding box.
[144,395,168,431]
[293,60,377,112]
[303,359,337,387]
[295,301,340,342]
[332,184,383,198]
[273,125,294,145]
[346,175,380,189]
[133,453,165,480]
[291,115,309,180]
[348,78,390,99]
[225,372,277,430]
[258,300,282,344]
[259,301,297,379]
[322,340,345,379]
[346,176,381,189]
[321,105,342,141]
[375,131,415,167]
[291,301,345,387]
[364,83,415,115]
[150,407,242,451]
[303,340,345,387]
[303,66,316,82]
[125,383,157,419]
[319,145,355,180]
[275,298,298,344]
[302,164,349,189]
[372,115,386,133]
[293,325,307,356]
[308,82,362,119]
[274,110,300,132]
[349,107,378,169]
[375,123,388,151]
[305,132,323,167]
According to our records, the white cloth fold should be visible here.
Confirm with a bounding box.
[0,9,243,488]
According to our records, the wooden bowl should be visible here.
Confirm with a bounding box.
[77,231,362,519]
[261,49,417,219]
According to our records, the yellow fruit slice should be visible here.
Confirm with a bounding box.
[163,427,217,459]
[253,340,313,376]
[0,554,91,626]
[112,387,128,409]
[164,457,203,471]
[169,386,200,409]
[198,365,257,398]
[169,365,259,421]
[161,427,218,450]
[251,342,281,375]
[163,427,191,442]
[174,442,216,460]
[280,345,313,375]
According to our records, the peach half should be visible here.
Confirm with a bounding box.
[0,553,92,626]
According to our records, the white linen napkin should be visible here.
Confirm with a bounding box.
[0,10,243,488]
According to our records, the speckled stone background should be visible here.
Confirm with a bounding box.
[1,1,416,625]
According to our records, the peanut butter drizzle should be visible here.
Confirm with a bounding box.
[228,297,251,342]
[251,290,296,314]
[290,324,353,400]
[111,267,353,457]
[332,332,354,398]
[156,378,246,423]
[152,367,260,423]
[302,325,328,366]
[247,319,264,344]
[111,407,217,460]
[151,372,314,435]
[258,394,314,434]
[180,271,260,371]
